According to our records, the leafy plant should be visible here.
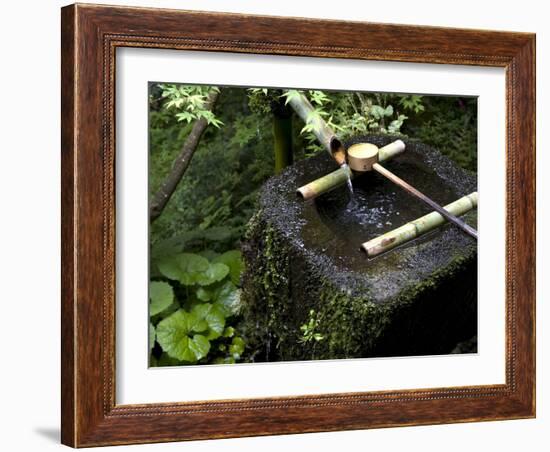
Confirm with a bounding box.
[279,89,417,156]
[398,95,425,114]
[402,96,477,171]
[149,86,274,245]
[149,250,246,365]
[299,309,324,344]
[158,84,224,128]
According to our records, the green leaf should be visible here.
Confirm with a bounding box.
[187,312,208,333]
[196,287,212,301]
[213,250,244,286]
[176,111,196,123]
[205,305,225,339]
[282,89,302,105]
[369,105,385,119]
[195,262,229,286]
[229,337,245,358]
[188,334,210,360]
[192,304,226,340]
[156,309,210,362]
[223,326,235,338]
[158,253,210,286]
[157,256,182,281]
[179,253,210,272]
[212,281,242,316]
[177,253,210,285]
[149,323,156,352]
[149,281,174,315]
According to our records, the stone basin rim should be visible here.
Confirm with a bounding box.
[256,135,478,302]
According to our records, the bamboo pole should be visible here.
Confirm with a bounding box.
[296,140,405,200]
[297,165,352,199]
[361,192,478,257]
[286,91,334,155]
[372,162,478,239]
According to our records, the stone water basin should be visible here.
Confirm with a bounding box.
[241,136,478,362]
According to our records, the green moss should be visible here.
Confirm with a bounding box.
[241,207,477,362]
[241,214,293,361]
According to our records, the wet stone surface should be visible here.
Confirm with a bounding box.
[317,149,459,264]
[241,135,478,361]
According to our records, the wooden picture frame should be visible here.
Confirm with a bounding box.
[61,3,535,447]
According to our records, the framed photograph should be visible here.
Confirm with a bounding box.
[61,3,535,447]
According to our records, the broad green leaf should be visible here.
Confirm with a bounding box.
[180,253,210,272]
[192,304,226,339]
[204,305,225,339]
[177,253,210,285]
[149,323,156,352]
[186,311,208,333]
[149,281,174,315]
[158,253,210,286]
[188,334,210,360]
[156,310,191,360]
[156,309,209,362]
[178,337,197,362]
[213,281,242,316]
[213,250,244,286]
[196,262,229,286]
[191,303,211,319]
[156,301,180,320]
[157,256,182,281]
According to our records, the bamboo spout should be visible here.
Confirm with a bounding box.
[361,192,478,257]
[297,165,352,199]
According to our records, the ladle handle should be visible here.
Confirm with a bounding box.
[372,162,478,239]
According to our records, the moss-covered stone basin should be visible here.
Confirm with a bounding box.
[241,136,477,362]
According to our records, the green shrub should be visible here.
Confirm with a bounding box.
[149,250,246,366]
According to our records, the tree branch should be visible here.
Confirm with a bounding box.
[149,90,220,222]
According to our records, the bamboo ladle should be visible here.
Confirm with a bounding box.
[344,142,478,240]
[296,139,405,200]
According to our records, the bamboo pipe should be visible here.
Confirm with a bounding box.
[286,91,334,155]
[372,163,478,239]
[297,140,405,200]
[361,192,478,257]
